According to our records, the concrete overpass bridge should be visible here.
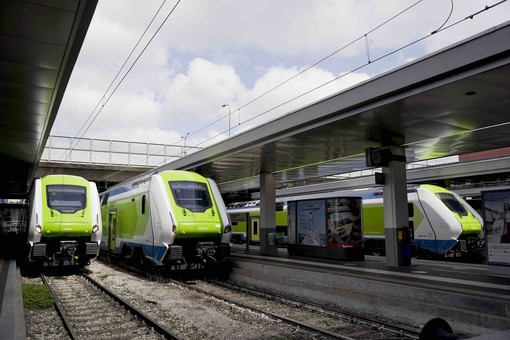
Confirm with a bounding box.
[34,135,201,191]
[35,136,510,205]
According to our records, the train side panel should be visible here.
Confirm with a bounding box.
[100,183,153,261]
[89,181,102,257]
[207,178,232,245]
[227,184,483,257]
[360,198,384,239]
[27,179,42,247]
[228,202,287,245]
[149,174,179,265]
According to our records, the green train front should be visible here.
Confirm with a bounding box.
[100,170,231,268]
[27,175,102,266]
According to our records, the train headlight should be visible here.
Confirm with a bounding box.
[35,224,42,233]
[92,224,99,233]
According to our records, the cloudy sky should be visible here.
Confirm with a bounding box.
[52,0,510,154]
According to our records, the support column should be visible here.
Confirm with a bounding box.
[244,211,250,252]
[383,145,410,267]
[260,172,278,255]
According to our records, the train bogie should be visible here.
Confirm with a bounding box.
[26,175,102,266]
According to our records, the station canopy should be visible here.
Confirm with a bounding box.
[0,2,508,198]
[0,0,97,198]
[154,20,510,195]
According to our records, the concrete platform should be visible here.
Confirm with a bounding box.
[2,244,509,339]
[229,245,510,338]
[0,259,26,340]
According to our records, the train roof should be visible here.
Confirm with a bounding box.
[227,184,451,209]
[99,169,209,197]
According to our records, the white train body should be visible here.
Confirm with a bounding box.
[100,170,231,268]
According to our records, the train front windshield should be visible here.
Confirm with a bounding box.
[169,181,213,212]
[436,193,468,216]
[47,185,87,213]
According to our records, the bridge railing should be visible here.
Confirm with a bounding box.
[41,135,199,168]
[41,135,460,172]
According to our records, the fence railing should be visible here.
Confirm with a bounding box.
[41,135,460,173]
[41,135,199,168]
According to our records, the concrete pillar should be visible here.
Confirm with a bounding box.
[383,146,409,267]
[260,172,278,255]
[244,211,250,252]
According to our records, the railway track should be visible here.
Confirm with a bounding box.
[95,256,421,339]
[186,278,422,340]
[42,273,180,340]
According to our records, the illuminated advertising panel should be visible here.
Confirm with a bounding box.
[297,200,326,246]
[482,189,510,266]
[287,196,363,260]
[326,198,363,248]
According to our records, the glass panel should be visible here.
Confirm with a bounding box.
[169,181,212,212]
[47,185,87,213]
[436,193,468,216]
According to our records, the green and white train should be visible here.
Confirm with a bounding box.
[27,175,102,266]
[228,184,484,258]
[99,170,231,269]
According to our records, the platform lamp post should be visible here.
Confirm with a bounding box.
[181,132,189,157]
[222,104,231,137]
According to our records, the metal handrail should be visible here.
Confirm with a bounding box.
[41,135,200,167]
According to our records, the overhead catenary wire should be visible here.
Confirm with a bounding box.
[58,0,182,165]
[72,0,170,140]
[184,0,425,142]
[109,0,508,172]
[189,0,507,151]
[61,0,507,180]
[432,0,454,34]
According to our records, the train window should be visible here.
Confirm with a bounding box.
[436,193,468,216]
[169,181,213,212]
[47,185,86,214]
[142,195,146,214]
[408,203,414,217]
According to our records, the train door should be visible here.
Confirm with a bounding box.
[250,217,260,244]
[108,211,117,251]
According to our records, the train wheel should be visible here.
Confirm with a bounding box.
[120,245,132,263]
[132,248,144,268]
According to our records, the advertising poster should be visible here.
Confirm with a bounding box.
[326,197,363,248]
[297,200,326,246]
[481,189,510,265]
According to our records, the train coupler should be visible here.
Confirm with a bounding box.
[196,242,217,262]
[55,240,78,264]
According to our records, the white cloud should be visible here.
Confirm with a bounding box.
[163,58,245,120]
[52,0,510,149]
